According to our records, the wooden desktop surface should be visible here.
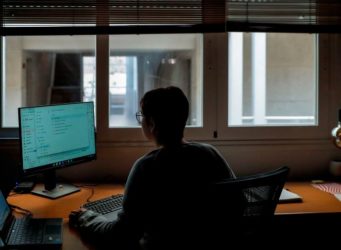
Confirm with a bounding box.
[8,184,125,250]
[7,182,341,250]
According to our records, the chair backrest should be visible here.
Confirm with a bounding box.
[204,166,290,248]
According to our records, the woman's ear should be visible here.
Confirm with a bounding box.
[148,118,156,134]
[145,118,160,146]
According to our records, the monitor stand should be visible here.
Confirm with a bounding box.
[31,170,80,199]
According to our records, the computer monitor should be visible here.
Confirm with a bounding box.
[18,102,96,199]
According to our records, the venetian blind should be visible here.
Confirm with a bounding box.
[1,0,225,35]
[1,0,341,35]
[226,0,341,32]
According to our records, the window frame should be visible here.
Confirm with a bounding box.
[95,35,215,142]
[213,32,331,141]
[0,37,18,138]
[0,33,334,143]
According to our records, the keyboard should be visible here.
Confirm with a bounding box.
[7,218,44,245]
[83,194,123,215]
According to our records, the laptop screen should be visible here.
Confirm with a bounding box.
[0,190,10,232]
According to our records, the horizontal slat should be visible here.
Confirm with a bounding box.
[3,24,226,36]
[226,0,341,25]
[227,1,316,25]
[2,0,211,24]
[1,0,341,34]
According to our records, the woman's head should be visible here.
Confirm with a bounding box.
[140,86,189,146]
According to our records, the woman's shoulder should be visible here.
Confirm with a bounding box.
[133,148,162,167]
[184,141,218,152]
[184,141,227,161]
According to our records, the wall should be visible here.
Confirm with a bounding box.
[1,138,341,183]
[4,37,23,127]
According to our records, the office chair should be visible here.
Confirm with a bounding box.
[202,166,290,249]
[144,166,289,250]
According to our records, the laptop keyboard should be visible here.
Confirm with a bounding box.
[83,194,123,215]
[7,218,44,245]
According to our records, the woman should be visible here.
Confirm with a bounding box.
[69,86,235,249]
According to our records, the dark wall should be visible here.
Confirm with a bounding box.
[0,140,21,197]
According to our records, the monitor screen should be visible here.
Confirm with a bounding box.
[18,102,96,199]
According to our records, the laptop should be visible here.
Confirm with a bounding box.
[0,190,63,249]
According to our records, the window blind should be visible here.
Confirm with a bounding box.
[1,0,340,35]
[1,0,226,35]
[226,0,341,33]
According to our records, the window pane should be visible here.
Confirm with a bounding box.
[228,33,317,126]
[2,36,96,128]
[108,34,203,128]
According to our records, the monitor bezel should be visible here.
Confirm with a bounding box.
[18,101,97,177]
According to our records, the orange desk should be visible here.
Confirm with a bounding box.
[275,182,341,247]
[8,184,124,250]
[277,182,341,214]
[7,182,341,249]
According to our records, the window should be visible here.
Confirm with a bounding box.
[95,34,206,141]
[210,32,330,140]
[1,34,207,141]
[228,33,317,127]
[108,34,203,128]
[2,36,96,128]
[0,33,332,142]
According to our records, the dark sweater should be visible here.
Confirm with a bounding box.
[74,142,235,249]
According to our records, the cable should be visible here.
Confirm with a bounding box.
[8,192,22,197]
[74,184,97,203]
[8,204,32,217]
[85,186,95,202]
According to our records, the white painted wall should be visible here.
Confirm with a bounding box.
[4,37,23,127]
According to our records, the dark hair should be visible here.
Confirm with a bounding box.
[140,86,189,146]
